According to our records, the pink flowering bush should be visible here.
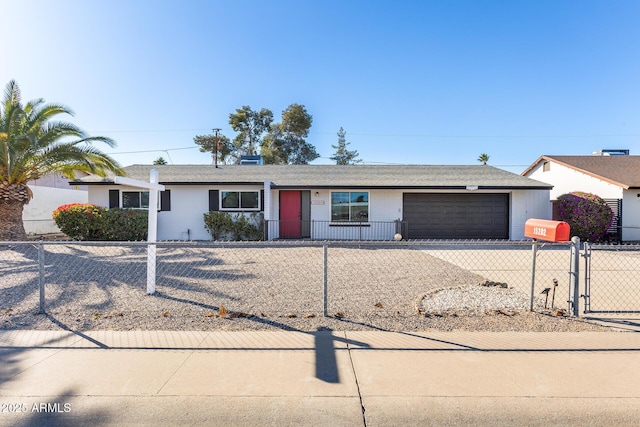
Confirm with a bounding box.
[555,192,613,242]
[53,203,106,240]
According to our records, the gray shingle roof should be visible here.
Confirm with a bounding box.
[74,164,552,189]
[523,155,640,189]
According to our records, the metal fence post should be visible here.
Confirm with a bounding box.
[582,241,591,314]
[38,242,45,314]
[529,239,538,311]
[569,236,581,316]
[323,244,328,317]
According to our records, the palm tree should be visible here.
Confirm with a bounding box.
[0,80,124,240]
[153,156,168,165]
[477,153,490,165]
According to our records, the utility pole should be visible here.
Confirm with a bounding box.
[212,128,221,168]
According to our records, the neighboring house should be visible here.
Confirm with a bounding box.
[72,164,552,241]
[522,155,640,242]
[24,172,89,235]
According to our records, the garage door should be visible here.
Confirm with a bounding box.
[403,193,509,239]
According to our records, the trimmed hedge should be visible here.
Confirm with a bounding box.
[103,208,148,241]
[52,203,148,241]
[555,192,613,242]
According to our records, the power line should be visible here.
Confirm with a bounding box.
[90,127,640,139]
[90,128,213,134]
[107,146,197,155]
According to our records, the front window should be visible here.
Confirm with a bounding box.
[221,191,260,210]
[122,191,149,209]
[331,191,369,222]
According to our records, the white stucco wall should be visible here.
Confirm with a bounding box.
[305,189,402,222]
[622,189,640,241]
[289,188,546,241]
[87,185,549,241]
[525,160,640,241]
[160,187,210,240]
[510,189,552,240]
[90,184,265,241]
[302,189,403,240]
[23,186,88,235]
[526,161,624,199]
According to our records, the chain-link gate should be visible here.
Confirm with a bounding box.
[582,242,640,314]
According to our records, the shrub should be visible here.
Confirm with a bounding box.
[52,203,107,240]
[203,211,234,240]
[244,212,264,240]
[203,211,264,241]
[555,192,613,242]
[103,209,148,241]
[231,212,264,240]
[53,204,148,241]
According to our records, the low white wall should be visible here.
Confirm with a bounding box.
[23,186,88,235]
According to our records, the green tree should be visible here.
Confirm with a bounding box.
[0,80,124,240]
[477,153,490,165]
[153,156,168,165]
[262,104,318,164]
[193,132,233,164]
[330,127,361,165]
[228,105,273,159]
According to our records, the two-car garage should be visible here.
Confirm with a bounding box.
[403,193,509,239]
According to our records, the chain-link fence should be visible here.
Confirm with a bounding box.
[418,240,575,310]
[3,239,595,330]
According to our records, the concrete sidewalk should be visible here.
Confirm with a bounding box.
[1,330,640,426]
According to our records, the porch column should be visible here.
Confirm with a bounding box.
[264,181,273,241]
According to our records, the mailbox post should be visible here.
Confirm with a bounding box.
[524,219,570,311]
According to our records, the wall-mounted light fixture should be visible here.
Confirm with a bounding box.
[315,192,320,197]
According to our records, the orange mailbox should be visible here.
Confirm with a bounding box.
[524,219,570,242]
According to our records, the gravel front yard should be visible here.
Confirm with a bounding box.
[0,243,608,332]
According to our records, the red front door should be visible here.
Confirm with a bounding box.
[280,191,301,238]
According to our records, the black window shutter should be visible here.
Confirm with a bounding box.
[160,190,171,212]
[109,190,119,208]
[260,190,264,211]
[209,190,219,211]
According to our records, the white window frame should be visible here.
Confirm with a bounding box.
[220,190,261,211]
[330,191,369,222]
[122,191,150,209]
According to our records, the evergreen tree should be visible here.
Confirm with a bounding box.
[194,132,233,164]
[330,127,361,165]
[262,104,318,164]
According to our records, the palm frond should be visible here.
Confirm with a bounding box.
[3,80,21,106]
[0,80,122,184]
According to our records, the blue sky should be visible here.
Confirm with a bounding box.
[2,0,640,173]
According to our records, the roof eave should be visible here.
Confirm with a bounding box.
[73,181,551,190]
